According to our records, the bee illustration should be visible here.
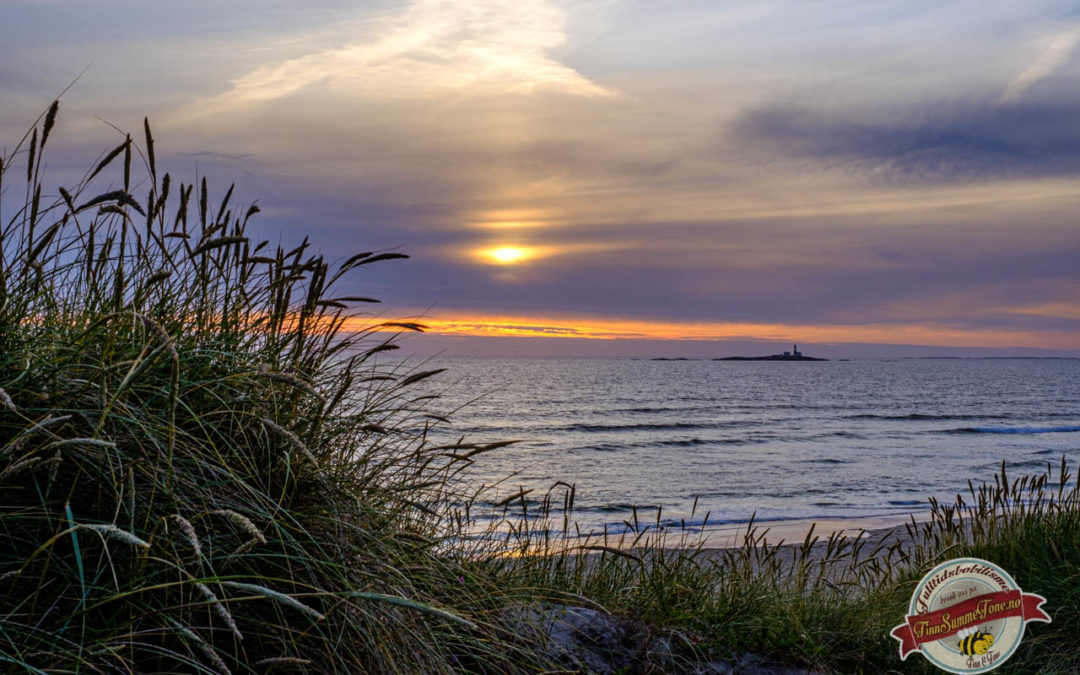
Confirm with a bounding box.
[957,626,994,656]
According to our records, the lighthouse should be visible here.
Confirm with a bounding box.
[793,344,801,357]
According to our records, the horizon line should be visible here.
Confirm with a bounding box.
[357,311,1080,353]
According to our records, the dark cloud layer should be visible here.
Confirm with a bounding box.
[343,214,1080,333]
[731,89,1080,183]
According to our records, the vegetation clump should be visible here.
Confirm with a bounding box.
[0,103,533,674]
[492,460,1080,673]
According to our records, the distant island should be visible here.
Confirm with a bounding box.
[713,344,828,361]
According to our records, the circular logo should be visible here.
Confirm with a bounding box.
[890,557,1050,673]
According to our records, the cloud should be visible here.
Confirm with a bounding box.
[186,0,614,118]
[1001,26,1080,103]
[730,94,1080,183]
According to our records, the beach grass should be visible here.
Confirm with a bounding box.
[0,104,545,673]
[2,103,1079,674]
[479,459,1080,673]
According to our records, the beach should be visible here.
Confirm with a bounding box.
[697,511,930,550]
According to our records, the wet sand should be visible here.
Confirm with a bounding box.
[685,511,934,575]
[500,511,935,571]
[695,510,931,550]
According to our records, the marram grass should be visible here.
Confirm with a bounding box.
[479,460,1080,673]
[3,103,1080,674]
[0,103,539,674]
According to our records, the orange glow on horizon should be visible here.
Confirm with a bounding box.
[358,312,1080,351]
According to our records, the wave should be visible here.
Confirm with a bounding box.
[579,503,643,514]
[949,425,1080,435]
[1007,459,1058,469]
[561,420,741,433]
[568,442,624,453]
[569,437,756,452]
[652,437,714,447]
[596,405,719,415]
[850,412,1080,422]
[652,437,755,447]
[848,413,996,421]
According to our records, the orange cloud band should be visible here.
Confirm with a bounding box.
[359,312,1080,350]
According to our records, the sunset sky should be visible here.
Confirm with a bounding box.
[3,0,1080,356]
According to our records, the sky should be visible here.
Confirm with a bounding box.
[2,0,1080,357]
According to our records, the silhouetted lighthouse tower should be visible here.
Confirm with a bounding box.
[792,344,801,357]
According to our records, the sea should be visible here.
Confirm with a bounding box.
[418,357,1080,538]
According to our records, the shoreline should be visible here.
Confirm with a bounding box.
[692,512,932,575]
[694,510,931,549]
[486,510,934,559]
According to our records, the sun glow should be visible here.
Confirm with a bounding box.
[482,246,532,264]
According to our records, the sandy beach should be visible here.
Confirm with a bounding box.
[696,510,931,550]
[673,511,937,579]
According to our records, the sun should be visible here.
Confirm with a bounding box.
[484,246,531,264]
[474,244,553,266]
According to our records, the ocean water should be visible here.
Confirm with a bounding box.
[420,358,1080,536]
